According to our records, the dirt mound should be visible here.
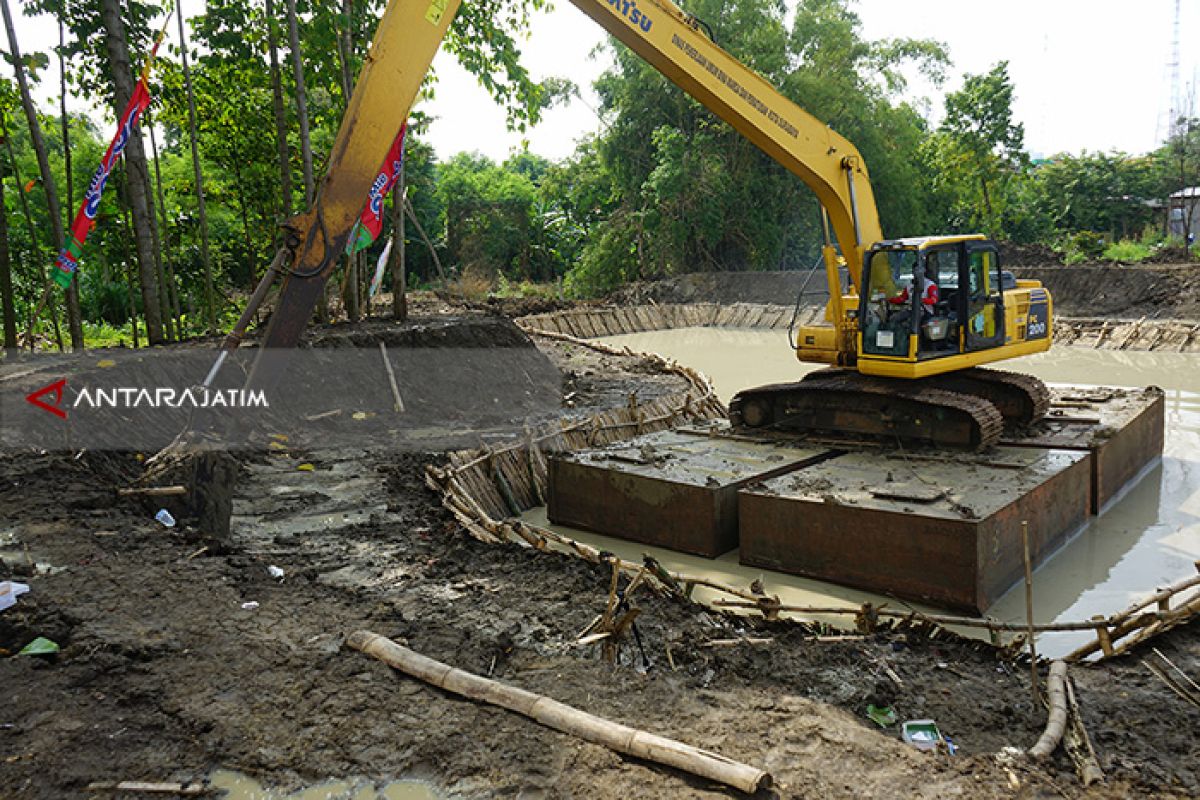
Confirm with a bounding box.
[997,241,1063,267]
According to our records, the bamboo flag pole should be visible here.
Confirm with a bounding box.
[347,631,772,794]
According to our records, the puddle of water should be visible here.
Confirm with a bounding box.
[209,770,442,800]
[592,328,1200,657]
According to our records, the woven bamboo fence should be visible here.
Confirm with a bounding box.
[1054,317,1200,352]
[515,302,813,338]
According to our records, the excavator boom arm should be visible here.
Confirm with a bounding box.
[249,0,883,383]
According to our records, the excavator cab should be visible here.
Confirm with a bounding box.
[851,235,1048,380]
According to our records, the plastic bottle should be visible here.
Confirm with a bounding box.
[155,509,176,528]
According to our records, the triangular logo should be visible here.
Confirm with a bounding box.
[26,378,68,419]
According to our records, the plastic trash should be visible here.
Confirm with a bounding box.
[18,637,59,656]
[902,719,945,751]
[155,509,176,528]
[866,704,897,727]
[267,566,285,580]
[241,601,259,610]
[0,581,30,612]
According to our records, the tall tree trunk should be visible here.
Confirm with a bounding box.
[337,0,360,322]
[389,164,406,321]
[141,107,173,341]
[265,0,292,220]
[0,151,16,355]
[285,0,315,206]
[99,0,163,344]
[56,15,86,346]
[285,0,322,320]
[1,0,83,349]
[58,17,74,225]
[119,166,139,348]
[229,157,256,287]
[174,0,218,333]
[147,111,183,335]
[1,111,63,352]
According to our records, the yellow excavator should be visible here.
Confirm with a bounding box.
[244,0,1054,450]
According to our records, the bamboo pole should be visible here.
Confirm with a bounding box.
[348,631,772,794]
[378,341,405,412]
[1022,521,1040,708]
[1028,661,1068,758]
[117,485,187,497]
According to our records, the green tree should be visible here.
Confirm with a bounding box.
[1029,151,1162,240]
[564,0,947,295]
[924,61,1027,237]
[1162,117,1199,252]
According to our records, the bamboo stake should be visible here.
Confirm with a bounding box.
[1022,521,1040,708]
[378,341,405,413]
[1028,660,1068,758]
[348,631,772,794]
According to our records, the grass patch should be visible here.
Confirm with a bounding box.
[1103,240,1152,263]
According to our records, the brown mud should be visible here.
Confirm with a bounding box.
[1,294,1197,798]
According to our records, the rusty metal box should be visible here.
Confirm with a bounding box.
[547,429,833,557]
[1004,386,1164,513]
[738,447,1093,613]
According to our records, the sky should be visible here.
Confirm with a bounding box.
[9,0,1200,164]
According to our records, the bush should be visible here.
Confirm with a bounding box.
[1058,231,1107,265]
[1102,240,1152,263]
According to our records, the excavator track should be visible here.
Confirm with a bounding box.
[730,369,1006,450]
[919,367,1051,427]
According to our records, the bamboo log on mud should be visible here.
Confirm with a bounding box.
[1028,660,1069,759]
[117,485,188,497]
[348,630,772,794]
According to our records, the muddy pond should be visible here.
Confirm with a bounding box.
[526,328,1200,657]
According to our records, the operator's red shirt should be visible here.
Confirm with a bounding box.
[888,281,939,309]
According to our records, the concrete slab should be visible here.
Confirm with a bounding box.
[1003,386,1164,513]
[547,429,835,557]
[738,447,1094,613]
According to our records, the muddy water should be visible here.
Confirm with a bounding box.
[573,327,1200,657]
[209,770,442,799]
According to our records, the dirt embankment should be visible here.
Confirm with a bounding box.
[609,264,1200,321]
[1011,264,1200,320]
[613,271,831,308]
[2,312,1197,799]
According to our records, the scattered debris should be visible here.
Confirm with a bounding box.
[901,720,946,752]
[267,566,285,581]
[154,509,176,528]
[0,581,29,612]
[1142,648,1200,710]
[17,637,60,657]
[866,704,897,728]
[240,602,259,611]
